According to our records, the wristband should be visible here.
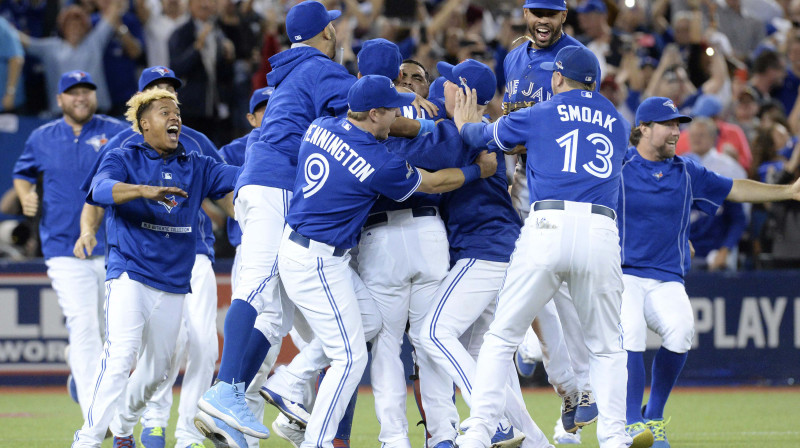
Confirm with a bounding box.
[460,164,481,184]
[416,119,435,135]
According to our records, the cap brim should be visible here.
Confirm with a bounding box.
[436,61,457,84]
[328,10,341,22]
[61,82,97,93]
[145,77,183,91]
[523,2,567,10]
[540,61,557,71]
[384,91,416,109]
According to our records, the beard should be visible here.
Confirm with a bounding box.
[528,20,563,49]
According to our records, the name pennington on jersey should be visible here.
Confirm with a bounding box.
[303,122,376,182]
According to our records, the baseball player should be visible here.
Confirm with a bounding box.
[502,0,599,438]
[620,97,800,448]
[277,74,496,448]
[71,88,239,448]
[414,59,550,448]
[12,70,127,417]
[74,65,229,448]
[199,1,355,438]
[454,46,631,448]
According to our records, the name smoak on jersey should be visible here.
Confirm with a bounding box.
[303,123,375,182]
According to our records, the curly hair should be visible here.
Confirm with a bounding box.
[124,88,179,134]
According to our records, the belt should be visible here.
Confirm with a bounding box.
[289,230,347,257]
[533,200,616,220]
[364,206,438,228]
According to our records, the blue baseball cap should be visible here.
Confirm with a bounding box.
[576,0,607,14]
[249,87,274,114]
[58,70,96,94]
[523,0,567,11]
[358,38,403,80]
[138,66,183,92]
[437,59,497,106]
[691,94,722,118]
[540,45,598,84]
[635,96,692,126]
[348,75,415,112]
[286,1,341,44]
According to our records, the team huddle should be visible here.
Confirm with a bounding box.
[13,1,800,448]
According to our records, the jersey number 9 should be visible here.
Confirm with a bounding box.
[302,153,330,198]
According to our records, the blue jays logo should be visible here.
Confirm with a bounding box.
[653,171,664,180]
[152,66,170,76]
[663,100,678,112]
[86,134,108,152]
[161,195,179,213]
[405,161,414,179]
[69,71,87,81]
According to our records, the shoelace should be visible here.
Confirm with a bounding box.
[648,418,670,441]
[115,436,135,448]
[147,427,164,437]
[231,385,258,424]
[578,392,593,407]
[563,393,578,412]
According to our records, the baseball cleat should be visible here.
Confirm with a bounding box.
[553,417,581,444]
[432,441,455,448]
[271,413,306,448]
[560,392,580,433]
[67,374,79,404]
[185,444,205,448]
[199,381,270,439]
[140,426,165,448]
[260,386,310,428]
[646,418,671,448]
[514,350,537,378]
[194,409,248,448]
[625,422,654,448]
[113,435,136,448]
[490,421,525,448]
[574,391,598,427]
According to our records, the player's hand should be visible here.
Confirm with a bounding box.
[412,93,438,119]
[454,87,481,131]
[195,23,214,49]
[140,186,189,206]
[20,190,38,217]
[474,150,497,178]
[73,233,98,259]
[2,92,14,111]
[689,240,696,258]
[788,176,800,201]
[507,145,527,155]
[709,247,728,271]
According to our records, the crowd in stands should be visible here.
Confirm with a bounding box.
[2,0,800,268]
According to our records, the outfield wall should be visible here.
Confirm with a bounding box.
[1,260,798,386]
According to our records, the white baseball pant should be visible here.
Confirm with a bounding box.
[458,203,631,448]
[357,209,450,448]
[511,162,591,396]
[620,275,694,353]
[278,227,368,448]
[133,254,218,446]
[231,185,291,345]
[419,258,550,448]
[265,268,381,404]
[45,256,105,416]
[72,273,184,448]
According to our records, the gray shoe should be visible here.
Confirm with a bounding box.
[271,413,305,448]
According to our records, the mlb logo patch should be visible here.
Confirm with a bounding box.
[585,76,592,82]
[555,61,564,70]
[342,122,352,131]
[294,35,302,41]
[163,172,172,180]
[581,91,592,98]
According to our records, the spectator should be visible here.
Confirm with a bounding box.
[763,141,800,266]
[643,44,696,108]
[168,0,235,144]
[776,30,800,117]
[0,15,24,112]
[17,3,125,114]
[685,117,748,271]
[92,0,145,115]
[135,0,189,68]
[715,0,767,62]
[731,85,761,141]
[575,0,625,74]
[748,50,786,105]
[675,94,753,171]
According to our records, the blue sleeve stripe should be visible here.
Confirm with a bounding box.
[396,169,422,202]
[492,121,510,152]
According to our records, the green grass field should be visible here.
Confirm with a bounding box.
[1,386,798,447]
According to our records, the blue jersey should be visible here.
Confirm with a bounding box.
[13,115,127,259]
[101,125,222,261]
[287,117,422,248]
[503,33,592,106]
[86,143,238,293]
[464,89,627,209]
[399,97,447,121]
[236,47,356,194]
[618,148,733,283]
[437,123,521,263]
[218,133,249,247]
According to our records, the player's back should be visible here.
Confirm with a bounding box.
[524,89,627,209]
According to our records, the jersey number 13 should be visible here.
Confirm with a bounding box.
[556,129,614,179]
